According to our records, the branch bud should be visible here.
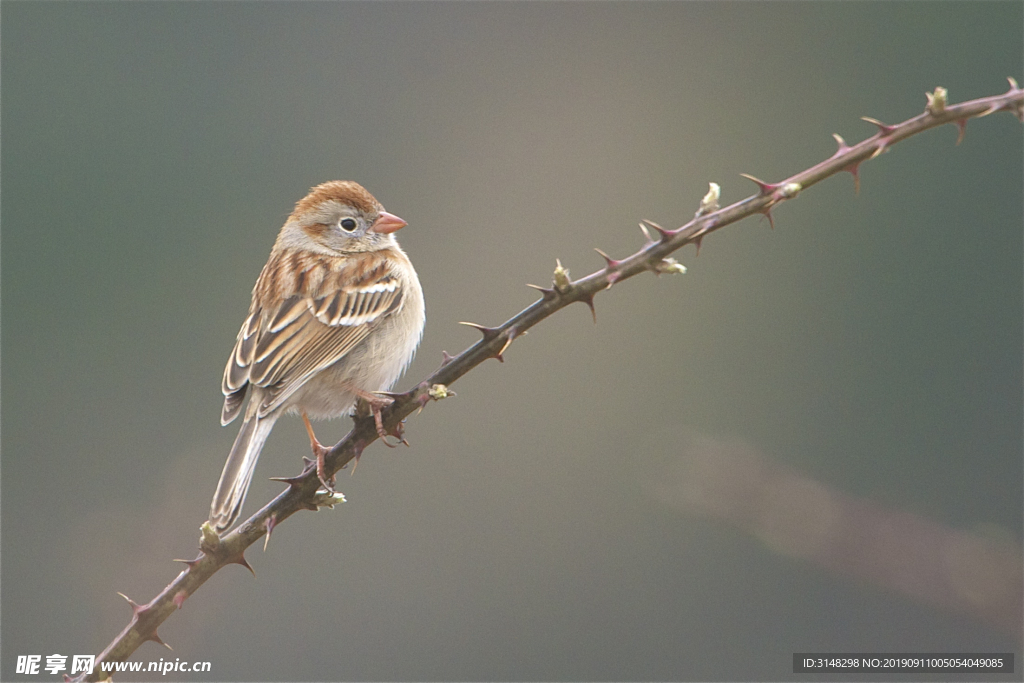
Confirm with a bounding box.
[199,521,221,552]
[428,383,456,401]
[778,182,802,199]
[653,257,687,275]
[311,490,346,509]
[696,182,721,217]
[926,87,948,115]
[552,259,571,293]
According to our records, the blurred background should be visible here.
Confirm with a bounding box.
[2,2,1021,681]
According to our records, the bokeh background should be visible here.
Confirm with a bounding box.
[3,2,1022,681]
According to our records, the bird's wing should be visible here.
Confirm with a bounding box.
[222,253,402,422]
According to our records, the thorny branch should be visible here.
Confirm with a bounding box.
[74,80,1023,681]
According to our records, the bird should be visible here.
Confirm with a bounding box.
[209,181,425,534]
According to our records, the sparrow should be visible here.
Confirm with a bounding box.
[209,181,425,534]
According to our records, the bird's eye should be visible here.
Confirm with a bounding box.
[339,218,358,232]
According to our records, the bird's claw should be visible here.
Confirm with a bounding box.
[364,393,408,448]
[379,418,409,448]
[303,412,336,491]
[317,461,336,492]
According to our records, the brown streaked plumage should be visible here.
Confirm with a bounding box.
[293,180,379,219]
[209,181,424,534]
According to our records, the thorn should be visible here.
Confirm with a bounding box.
[117,592,143,615]
[580,294,597,323]
[594,249,622,290]
[640,219,673,242]
[493,327,518,363]
[955,118,967,145]
[349,440,366,474]
[459,321,501,341]
[268,473,307,491]
[846,162,861,195]
[739,173,778,196]
[146,630,172,650]
[301,455,316,472]
[831,133,850,155]
[229,552,256,577]
[173,556,202,570]
[372,390,403,400]
[830,134,862,188]
[526,283,555,298]
[1002,77,1023,120]
[760,207,776,231]
[861,116,896,136]
[982,101,1007,118]
[172,589,187,610]
[692,235,704,256]
[440,350,455,367]
[263,515,277,551]
[415,383,432,413]
[593,248,621,269]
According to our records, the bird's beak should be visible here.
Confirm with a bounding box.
[370,211,407,234]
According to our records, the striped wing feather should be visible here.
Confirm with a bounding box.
[222,251,402,423]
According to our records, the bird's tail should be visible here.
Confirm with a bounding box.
[209,412,277,534]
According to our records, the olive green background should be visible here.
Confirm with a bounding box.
[2,2,1021,681]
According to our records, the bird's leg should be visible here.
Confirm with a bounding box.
[302,412,335,490]
[347,386,407,448]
